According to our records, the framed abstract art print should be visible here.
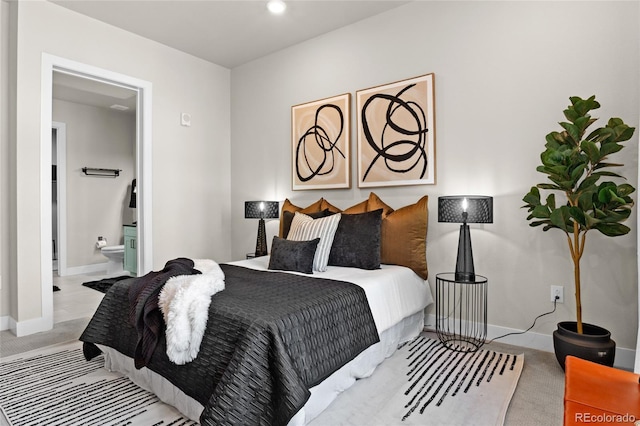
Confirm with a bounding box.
[356,73,435,187]
[291,93,351,190]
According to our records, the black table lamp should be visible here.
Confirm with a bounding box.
[438,196,493,282]
[245,201,279,257]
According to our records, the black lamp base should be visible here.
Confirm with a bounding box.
[255,218,268,257]
[455,222,475,282]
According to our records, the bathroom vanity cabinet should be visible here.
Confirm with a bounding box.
[124,225,137,275]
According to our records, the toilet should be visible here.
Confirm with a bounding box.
[101,245,125,275]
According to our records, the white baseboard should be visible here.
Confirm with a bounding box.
[425,314,636,371]
[61,262,108,276]
[0,315,9,331]
[1,315,53,337]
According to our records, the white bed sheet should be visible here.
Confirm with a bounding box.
[229,257,433,335]
[100,259,433,425]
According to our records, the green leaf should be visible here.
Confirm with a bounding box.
[600,142,623,157]
[593,162,623,170]
[560,122,581,144]
[580,140,600,164]
[574,115,593,133]
[570,163,587,182]
[617,183,635,197]
[577,191,595,211]
[522,187,541,206]
[593,171,624,178]
[550,206,571,232]
[546,193,556,210]
[545,132,565,148]
[530,205,551,219]
[583,212,600,229]
[594,223,631,237]
[563,107,579,123]
[597,184,616,203]
[529,220,551,228]
[538,183,561,190]
[569,206,586,226]
[617,125,635,142]
[577,174,600,192]
[607,117,624,127]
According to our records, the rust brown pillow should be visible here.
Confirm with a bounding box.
[342,199,368,214]
[320,199,341,213]
[377,195,429,280]
[367,192,395,218]
[278,198,324,237]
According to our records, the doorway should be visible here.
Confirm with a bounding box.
[39,54,153,330]
[51,122,66,277]
[52,71,137,277]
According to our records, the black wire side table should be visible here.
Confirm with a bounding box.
[435,272,488,352]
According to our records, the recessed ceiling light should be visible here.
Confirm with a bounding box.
[110,104,129,111]
[267,0,286,15]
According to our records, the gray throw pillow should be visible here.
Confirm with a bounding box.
[328,209,382,270]
[268,236,320,274]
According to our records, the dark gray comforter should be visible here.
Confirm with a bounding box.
[80,263,380,426]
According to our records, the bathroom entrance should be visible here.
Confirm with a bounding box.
[51,71,137,279]
[40,54,153,331]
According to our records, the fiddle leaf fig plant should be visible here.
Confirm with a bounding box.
[522,95,636,334]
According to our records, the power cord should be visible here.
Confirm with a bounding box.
[485,296,558,344]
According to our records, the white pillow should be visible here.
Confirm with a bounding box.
[287,211,342,272]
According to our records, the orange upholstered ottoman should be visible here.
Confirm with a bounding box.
[564,356,640,425]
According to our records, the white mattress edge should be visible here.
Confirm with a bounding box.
[98,311,425,425]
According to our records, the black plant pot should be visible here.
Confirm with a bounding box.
[552,321,616,370]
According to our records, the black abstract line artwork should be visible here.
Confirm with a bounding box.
[361,83,428,181]
[292,93,350,190]
[295,103,345,182]
[357,74,435,187]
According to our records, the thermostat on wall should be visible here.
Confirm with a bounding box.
[181,112,192,127]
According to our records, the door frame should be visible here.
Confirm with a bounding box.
[51,121,67,276]
[40,53,153,327]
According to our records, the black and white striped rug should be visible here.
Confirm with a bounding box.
[310,335,524,425]
[0,342,198,426]
[0,337,522,426]
[394,336,524,425]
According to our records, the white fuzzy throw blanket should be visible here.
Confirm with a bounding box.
[158,259,225,364]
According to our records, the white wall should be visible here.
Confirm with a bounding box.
[230,1,640,358]
[1,0,232,331]
[52,99,135,269]
[0,0,11,322]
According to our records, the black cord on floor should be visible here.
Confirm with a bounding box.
[485,298,558,344]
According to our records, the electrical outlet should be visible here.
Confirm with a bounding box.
[550,285,564,303]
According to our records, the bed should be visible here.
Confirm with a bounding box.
[80,193,433,426]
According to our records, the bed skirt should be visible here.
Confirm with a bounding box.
[98,310,425,425]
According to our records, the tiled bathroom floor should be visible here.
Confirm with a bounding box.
[53,273,106,323]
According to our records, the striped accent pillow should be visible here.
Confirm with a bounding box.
[287,211,342,272]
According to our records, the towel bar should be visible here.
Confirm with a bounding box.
[82,167,121,177]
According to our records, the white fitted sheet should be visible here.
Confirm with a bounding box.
[230,257,433,334]
[100,259,433,424]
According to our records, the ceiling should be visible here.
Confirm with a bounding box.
[53,71,138,113]
[51,0,411,69]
